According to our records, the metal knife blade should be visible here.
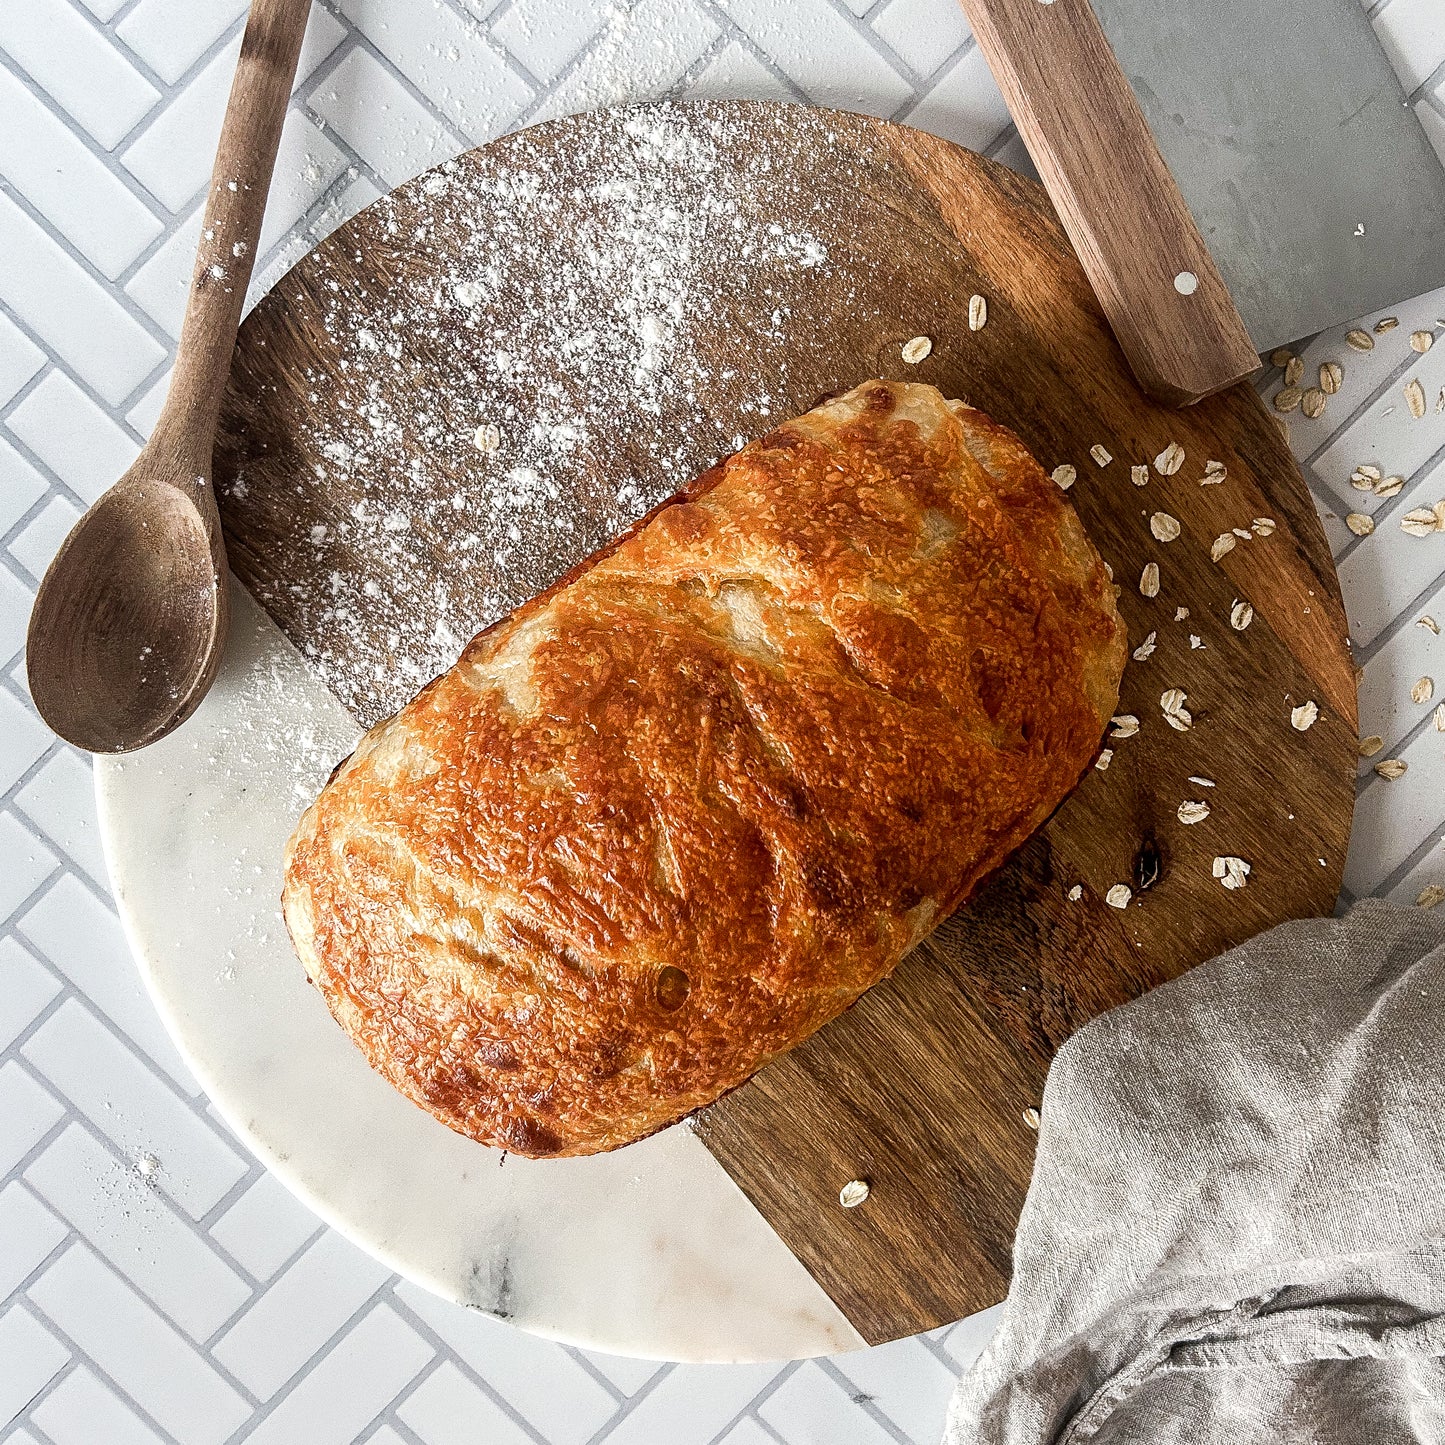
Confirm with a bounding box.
[1093,0,1445,351]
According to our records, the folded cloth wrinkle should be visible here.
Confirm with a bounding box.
[945,899,1445,1444]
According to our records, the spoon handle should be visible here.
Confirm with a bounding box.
[151,0,313,467]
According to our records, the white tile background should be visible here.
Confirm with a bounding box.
[1,0,1444,1441]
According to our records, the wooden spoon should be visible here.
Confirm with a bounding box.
[26,0,313,753]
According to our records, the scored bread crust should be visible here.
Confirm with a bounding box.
[282,380,1126,1157]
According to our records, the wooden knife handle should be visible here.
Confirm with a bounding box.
[957,0,1260,406]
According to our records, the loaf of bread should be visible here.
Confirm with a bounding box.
[283,380,1126,1157]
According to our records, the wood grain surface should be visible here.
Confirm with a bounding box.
[215,101,1356,1346]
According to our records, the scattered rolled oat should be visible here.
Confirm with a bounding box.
[1272,387,1302,413]
[1401,503,1445,537]
[1150,512,1181,542]
[1284,355,1305,386]
[1233,527,1254,539]
[1189,634,1205,650]
[1346,512,1374,537]
[1357,735,1385,757]
[1160,688,1192,730]
[1412,330,1435,353]
[1319,361,1344,394]
[1091,443,1113,467]
[1301,387,1327,419]
[1406,379,1428,419]
[1178,800,1210,825]
[1095,749,1113,771]
[1435,703,1445,732]
[1140,562,1160,598]
[1052,463,1077,490]
[1418,885,1445,910]
[1419,616,1440,634]
[1270,348,1295,368]
[1351,464,1382,490]
[1155,442,1186,476]
[901,334,933,364]
[1131,464,1149,487]
[839,1180,870,1208]
[1023,1107,1042,1130]
[1252,517,1277,536]
[1376,317,1399,333]
[1230,600,1254,630]
[1374,758,1408,779]
[1133,630,1157,662]
[1291,700,1319,731]
[1211,533,1236,562]
[1345,329,1375,351]
[1067,885,1083,902]
[1174,607,1190,622]
[1412,676,1435,705]
[1375,476,1405,500]
[1213,855,1251,890]
[1110,714,1140,739]
[1204,458,1227,479]
[968,294,988,331]
[1106,884,1133,909]
[1188,775,1216,788]
[472,423,501,452]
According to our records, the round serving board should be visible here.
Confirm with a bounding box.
[101,100,1356,1355]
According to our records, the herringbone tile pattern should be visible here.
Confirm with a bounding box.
[2,0,1444,1440]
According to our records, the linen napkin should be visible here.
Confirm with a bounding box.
[946,898,1445,1444]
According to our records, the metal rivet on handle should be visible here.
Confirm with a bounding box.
[1174,271,1199,296]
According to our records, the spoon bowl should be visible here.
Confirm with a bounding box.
[27,478,229,753]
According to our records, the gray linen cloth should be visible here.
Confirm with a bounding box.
[946,898,1445,1444]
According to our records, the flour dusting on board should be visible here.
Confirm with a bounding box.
[220,103,862,726]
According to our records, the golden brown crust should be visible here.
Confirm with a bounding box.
[283,381,1126,1157]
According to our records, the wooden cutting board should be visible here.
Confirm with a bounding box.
[215,100,1356,1346]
